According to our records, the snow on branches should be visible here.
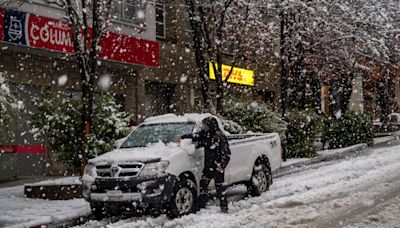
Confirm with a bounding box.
[30,90,131,168]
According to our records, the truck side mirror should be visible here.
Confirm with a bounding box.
[114,137,126,148]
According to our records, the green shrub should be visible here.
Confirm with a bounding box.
[323,111,373,149]
[0,73,23,142]
[30,90,131,168]
[286,110,323,158]
[224,102,287,136]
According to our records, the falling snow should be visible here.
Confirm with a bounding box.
[1,0,400,227]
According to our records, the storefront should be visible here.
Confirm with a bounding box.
[0,4,159,176]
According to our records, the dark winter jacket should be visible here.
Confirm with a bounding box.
[182,117,231,170]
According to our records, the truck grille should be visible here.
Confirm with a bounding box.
[95,163,144,178]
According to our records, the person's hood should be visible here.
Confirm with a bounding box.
[88,142,183,164]
[202,116,220,133]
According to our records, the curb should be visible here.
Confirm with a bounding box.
[275,143,367,178]
[276,134,400,179]
[372,135,397,146]
[43,215,91,228]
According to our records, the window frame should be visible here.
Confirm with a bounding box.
[155,0,166,39]
[111,0,147,28]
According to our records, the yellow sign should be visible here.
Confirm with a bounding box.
[209,62,254,86]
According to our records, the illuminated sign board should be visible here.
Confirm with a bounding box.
[209,62,254,86]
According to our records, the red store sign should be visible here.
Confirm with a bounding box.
[0,8,159,67]
[0,145,46,154]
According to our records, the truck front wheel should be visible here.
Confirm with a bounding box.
[166,178,197,218]
[90,202,106,220]
[248,163,270,197]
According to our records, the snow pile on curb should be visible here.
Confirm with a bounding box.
[0,185,90,227]
[317,143,367,157]
[27,176,81,186]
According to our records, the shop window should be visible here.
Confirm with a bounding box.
[66,90,125,111]
[112,0,147,25]
[12,84,45,145]
[185,15,194,46]
[145,81,175,116]
[156,0,165,38]
[114,94,126,111]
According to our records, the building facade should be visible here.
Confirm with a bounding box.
[0,0,160,178]
[0,0,280,178]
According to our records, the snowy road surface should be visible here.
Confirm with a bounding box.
[75,143,400,228]
[1,143,400,227]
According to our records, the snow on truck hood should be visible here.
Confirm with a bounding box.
[89,142,183,164]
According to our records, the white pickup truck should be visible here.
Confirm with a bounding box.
[82,113,282,219]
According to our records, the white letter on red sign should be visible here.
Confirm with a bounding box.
[40,25,49,42]
[30,24,39,41]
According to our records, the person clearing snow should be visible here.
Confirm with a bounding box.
[180,116,231,213]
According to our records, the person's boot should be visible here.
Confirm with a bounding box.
[217,183,228,213]
[197,193,208,209]
[221,205,228,213]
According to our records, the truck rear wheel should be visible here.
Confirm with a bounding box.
[166,178,197,218]
[248,163,271,197]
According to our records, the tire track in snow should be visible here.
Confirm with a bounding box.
[314,179,400,228]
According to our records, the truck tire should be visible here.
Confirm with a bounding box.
[90,202,106,220]
[247,163,271,197]
[166,178,197,218]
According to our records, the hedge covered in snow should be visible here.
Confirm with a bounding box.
[30,90,131,168]
[286,110,323,158]
[322,111,373,149]
[224,101,287,136]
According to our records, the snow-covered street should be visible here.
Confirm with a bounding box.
[71,142,400,228]
[2,142,400,228]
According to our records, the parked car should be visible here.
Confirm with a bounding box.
[389,113,400,124]
[82,113,282,219]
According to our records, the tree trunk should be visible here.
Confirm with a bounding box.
[310,76,321,114]
[339,75,354,113]
[379,70,390,125]
[79,65,94,175]
[216,74,224,115]
[186,0,212,112]
[214,53,224,115]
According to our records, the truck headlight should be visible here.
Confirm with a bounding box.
[140,161,169,177]
[84,164,96,177]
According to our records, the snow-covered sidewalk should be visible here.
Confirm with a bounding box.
[0,177,90,228]
[281,134,398,169]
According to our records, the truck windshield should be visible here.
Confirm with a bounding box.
[120,122,195,148]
